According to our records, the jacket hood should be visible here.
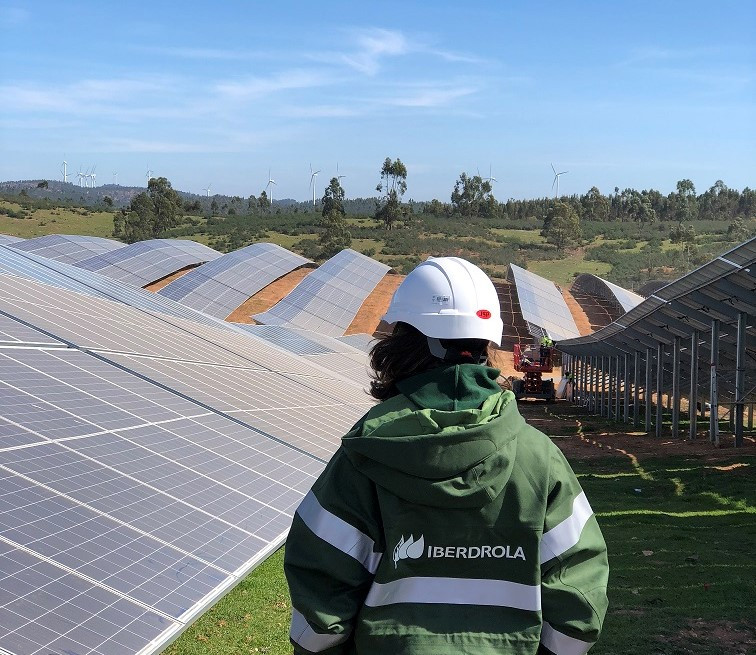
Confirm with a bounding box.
[342,364,525,508]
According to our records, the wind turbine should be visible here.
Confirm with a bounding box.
[336,162,346,183]
[266,169,276,206]
[83,166,91,188]
[77,166,84,187]
[309,163,320,206]
[90,165,97,188]
[61,160,68,183]
[113,172,118,185]
[485,164,497,188]
[146,166,153,186]
[204,184,212,197]
[551,163,568,198]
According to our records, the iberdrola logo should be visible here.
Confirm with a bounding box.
[393,534,425,569]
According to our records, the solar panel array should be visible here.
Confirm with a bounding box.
[0,249,375,654]
[0,245,231,330]
[572,274,644,314]
[336,333,376,353]
[253,249,390,336]
[0,235,23,245]
[76,239,222,287]
[507,263,581,342]
[9,235,125,265]
[236,324,373,388]
[158,243,311,319]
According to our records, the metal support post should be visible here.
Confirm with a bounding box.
[671,335,681,438]
[645,347,653,433]
[689,331,699,440]
[735,312,747,447]
[614,356,621,421]
[633,351,640,427]
[624,354,630,423]
[710,320,719,445]
[607,356,614,419]
[656,342,664,438]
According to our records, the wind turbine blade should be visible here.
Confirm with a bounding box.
[552,178,557,190]
[551,163,556,175]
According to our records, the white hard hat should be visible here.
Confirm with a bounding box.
[382,257,503,345]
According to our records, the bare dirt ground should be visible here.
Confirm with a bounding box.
[345,273,403,335]
[143,267,194,292]
[224,267,314,323]
[561,288,596,336]
[517,401,756,461]
[671,619,756,655]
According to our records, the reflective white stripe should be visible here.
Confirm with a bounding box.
[540,621,593,655]
[364,576,541,611]
[296,490,382,573]
[290,607,351,652]
[541,491,593,564]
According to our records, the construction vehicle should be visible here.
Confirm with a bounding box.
[512,342,556,401]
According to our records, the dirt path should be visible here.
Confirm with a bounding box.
[345,273,403,336]
[143,267,194,292]
[224,267,314,323]
[517,401,756,461]
[561,288,595,336]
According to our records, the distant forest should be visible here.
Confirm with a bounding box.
[1,176,754,288]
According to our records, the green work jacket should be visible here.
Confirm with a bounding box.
[285,364,608,655]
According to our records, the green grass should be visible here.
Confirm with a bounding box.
[529,257,612,285]
[166,450,756,655]
[490,228,547,244]
[0,202,115,238]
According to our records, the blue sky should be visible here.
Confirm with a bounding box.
[1,0,754,201]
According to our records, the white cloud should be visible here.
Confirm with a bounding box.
[339,28,410,75]
[387,85,477,108]
[214,69,332,100]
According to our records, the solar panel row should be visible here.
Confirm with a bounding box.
[10,235,125,266]
[76,239,222,288]
[508,263,581,342]
[159,243,311,319]
[253,249,390,336]
[0,245,376,654]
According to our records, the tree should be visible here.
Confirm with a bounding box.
[36,180,48,189]
[542,201,581,252]
[258,190,270,211]
[626,193,656,225]
[581,187,609,221]
[318,177,351,259]
[112,176,183,243]
[674,178,697,222]
[375,157,407,230]
[103,195,113,207]
[450,172,495,217]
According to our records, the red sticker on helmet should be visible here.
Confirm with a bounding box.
[476,309,491,319]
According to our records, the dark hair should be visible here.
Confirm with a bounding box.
[369,322,490,401]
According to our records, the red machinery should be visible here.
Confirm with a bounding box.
[512,343,556,401]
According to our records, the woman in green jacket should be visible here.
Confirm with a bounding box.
[285,257,608,655]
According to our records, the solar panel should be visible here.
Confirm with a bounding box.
[236,325,373,388]
[9,235,125,265]
[572,274,644,313]
[337,333,376,352]
[0,246,235,330]
[0,345,325,654]
[158,243,311,319]
[0,231,392,653]
[0,235,23,245]
[508,264,581,342]
[253,249,390,336]
[76,239,222,287]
